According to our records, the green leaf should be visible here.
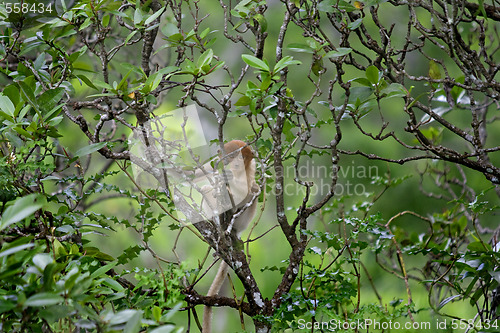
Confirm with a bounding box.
[287,43,315,54]
[145,7,165,26]
[233,0,252,12]
[0,300,16,314]
[352,77,372,87]
[157,66,178,78]
[0,194,45,232]
[470,288,483,305]
[17,104,31,120]
[94,80,114,91]
[4,131,23,147]
[338,0,357,11]
[253,13,267,32]
[79,17,92,30]
[283,119,294,141]
[438,294,461,309]
[13,125,33,138]
[200,27,210,40]
[159,303,182,321]
[45,104,64,122]
[102,14,110,27]
[34,53,45,71]
[456,216,468,230]
[24,292,64,307]
[197,49,213,69]
[211,60,225,73]
[123,310,143,333]
[380,83,406,98]
[19,41,44,57]
[274,56,301,73]
[124,30,138,45]
[0,110,14,122]
[150,326,177,333]
[0,95,15,117]
[142,72,160,94]
[69,46,88,63]
[477,0,487,19]
[145,94,157,104]
[75,142,107,157]
[122,63,146,76]
[318,0,335,12]
[33,253,53,271]
[325,48,352,59]
[43,263,57,290]
[242,54,269,72]
[428,60,441,80]
[46,125,63,138]
[86,93,116,98]
[109,309,139,325]
[467,241,491,252]
[19,81,41,116]
[53,238,67,256]
[103,277,124,291]
[145,22,161,32]
[84,247,115,261]
[348,18,363,30]
[143,66,178,93]
[117,69,133,92]
[91,262,118,279]
[349,87,374,104]
[3,85,20,110]
[38,88,64,113]
[152,306,162,322]
[0,243,35,258]
[76,74,97,89]
[63,268,80,292]
[366,65,380,84]
[463,276,479,297]
[134,8,144,26]
[234,95,251,106]
[38,305,74,323]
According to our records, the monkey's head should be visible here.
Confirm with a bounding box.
[223,140,254,170]
[220,140,256,196]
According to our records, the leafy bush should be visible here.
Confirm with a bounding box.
[1,0,499,332]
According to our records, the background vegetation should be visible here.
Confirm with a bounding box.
[0,0,499,332]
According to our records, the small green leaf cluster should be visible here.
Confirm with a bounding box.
[0,137,185,332]
[234,54,301,115]
[0,240,183,331]
[231,0,267,33]
[179,49,224,77]
[347,66,407,119]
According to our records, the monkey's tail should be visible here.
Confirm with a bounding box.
[202,260,229,333]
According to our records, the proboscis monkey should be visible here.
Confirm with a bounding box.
[202,140,258,333]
